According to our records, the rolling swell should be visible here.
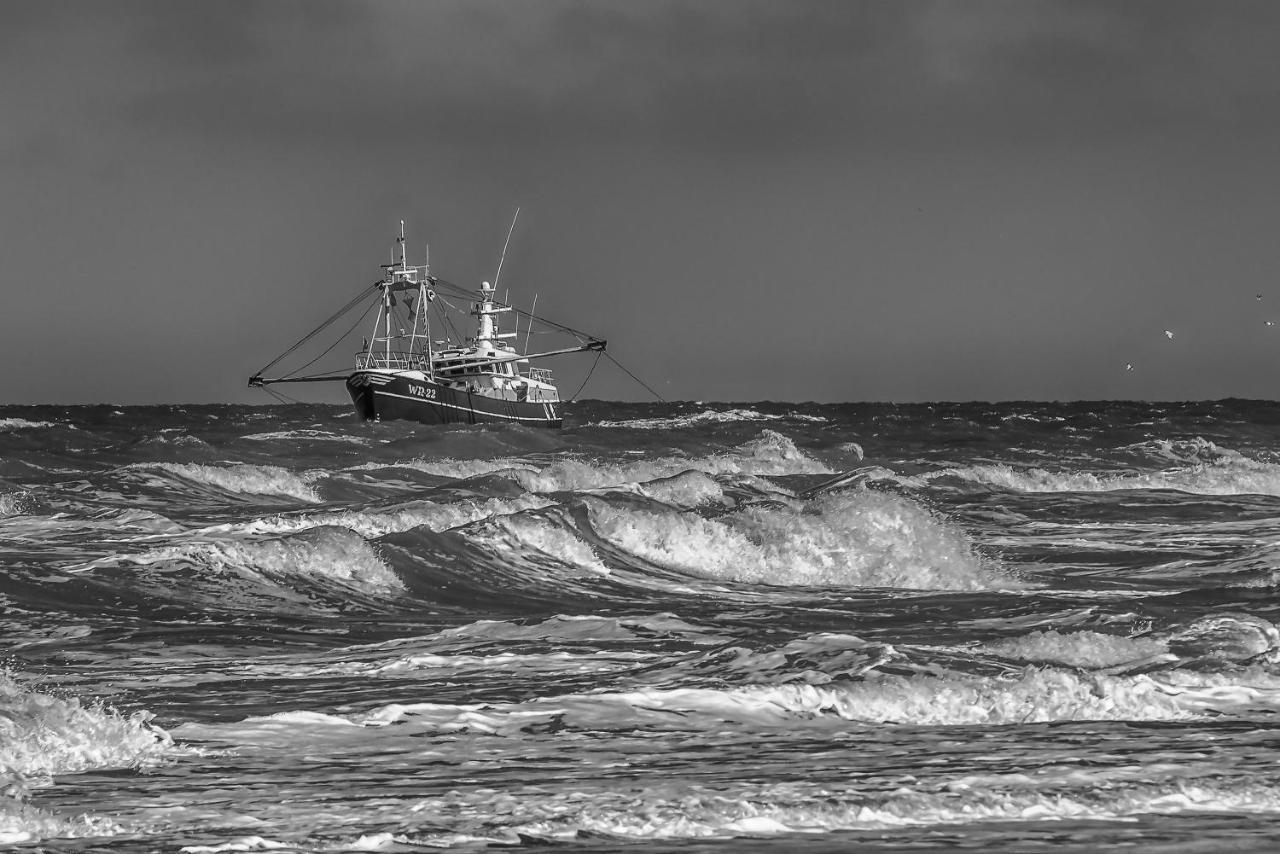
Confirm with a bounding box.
[5,401,1280,850]
[5,427,1008,621]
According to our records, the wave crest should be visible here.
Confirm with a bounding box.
[983,630,1169,669]
[352,431,829,493]
[585,490,1011,590]
[591,408,827,429]
[126,463,321,503]
[0,418,63,432]
[239,495,552,538]
[934,455,1280,496]
[81,527,403,594]
[0,670,175,779]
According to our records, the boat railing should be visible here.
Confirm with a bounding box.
[358,352,429,371]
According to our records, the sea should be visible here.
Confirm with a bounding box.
[4,399,1280,852]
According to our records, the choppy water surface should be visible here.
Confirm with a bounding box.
[5,400,1280,852]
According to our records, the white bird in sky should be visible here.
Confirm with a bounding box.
[1125,363,1134,371]
[1164,330,1174,339]
[1267,321,1276,327]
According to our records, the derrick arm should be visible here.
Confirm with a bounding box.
[246,282,381,390]
[248,374,349,387]
[437,340,606,373]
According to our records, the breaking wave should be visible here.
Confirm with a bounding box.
[510,431,830,492]
[242,429,367,444]
[235,495,553,538]
[1116,437,1238,465]
[408,778,1280,843]
[0,672,168,844]
[584,490,1010,590]
[125,462,322,503]
[0,418,63,432]
[0,802,126,847]
[983,629,1169,669]
[492,515,610,576]
[426,613,723,646]
[591,408,827,429]
[75,526,403,595]
[166,777,1280,848]
[0,491,30,517]
[346,457,536,479]
[191,663,1280,744]
[347,430,830,492]
[0,671,175,780]
[932,454,1280,496]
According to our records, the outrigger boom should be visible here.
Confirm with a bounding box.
[248,340,606,388]
[248,222,608,427]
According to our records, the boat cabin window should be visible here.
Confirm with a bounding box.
[435,358,472,379]
[430,355,526,379]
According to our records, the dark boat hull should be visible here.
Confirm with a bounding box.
[346,371,562,427]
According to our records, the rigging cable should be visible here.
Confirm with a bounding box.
[567,350,604,402]
[605,352,666,402]
[254,282,382,377]
[432,295,465,344]
[261,384,302,405]
[429,277,598,343]
[280,301,377,379]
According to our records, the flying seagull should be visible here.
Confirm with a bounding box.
[1267,321,1276,327]
[1125,363,1134,371]
[1164,330,1174,339]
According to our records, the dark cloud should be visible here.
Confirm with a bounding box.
[6,1,1280,402]
[9,0,1280,159]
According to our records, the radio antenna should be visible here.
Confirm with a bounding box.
[493,207,520,293]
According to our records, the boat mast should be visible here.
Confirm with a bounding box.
[474,280,517,351]
[422,244,434,377]
[493,207,519,293]
[387,222,406,365]
[524,293,537,354]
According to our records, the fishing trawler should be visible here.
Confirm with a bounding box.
[248,222,606,427]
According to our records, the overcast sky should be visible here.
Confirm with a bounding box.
[5,0,1280,404]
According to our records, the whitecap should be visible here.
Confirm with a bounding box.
[0,669,176,778]
[591,408,827,429]
[74,527,403,594]
[0,418,63,432]
[125,462,322,503]
[584,490,1011,591]
[931,456,1280,496]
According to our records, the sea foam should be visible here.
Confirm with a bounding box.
[0,800,126,846]
[510,430,830,493]
[0,491,29,517]
[80,527,403,594]
[393,777,1280,844]
[0,670,175,779]
[341,666,1280,734]
[195,663,1280,750]
[0,418,61,432]
[585,490,1009,590]
[591,408,827,429]
[127,462,321,503]
[356,430,830,494]
[983,629,1169,669]
[492,514,610,576]
[934,455,1280,496]
[160,777,1280,847]
[236,495,552,539]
